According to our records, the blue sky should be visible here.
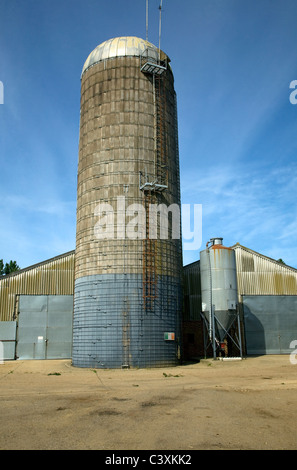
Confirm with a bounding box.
[1,0,297,269]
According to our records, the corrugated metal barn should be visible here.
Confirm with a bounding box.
[1,242,297,362]
[232,243,297,355]
[183,243,297,359]
[0,251,74,360]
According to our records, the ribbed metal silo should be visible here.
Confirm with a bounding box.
[200,238,242,358]
[72,37,183,368]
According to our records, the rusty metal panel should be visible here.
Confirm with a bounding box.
[0,251,75,322]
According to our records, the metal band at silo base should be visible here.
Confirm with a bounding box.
[72,273,182,369]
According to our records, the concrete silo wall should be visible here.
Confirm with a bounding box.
[72,38,182,368]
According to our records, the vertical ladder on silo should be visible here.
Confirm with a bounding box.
[142,191,157,311]
[140,52,168,314]
[154,74,168,188]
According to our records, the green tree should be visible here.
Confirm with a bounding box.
[0,259,20,275]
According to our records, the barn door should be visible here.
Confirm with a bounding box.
[16,295,73,360]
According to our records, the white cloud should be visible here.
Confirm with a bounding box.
[181,160,297,267]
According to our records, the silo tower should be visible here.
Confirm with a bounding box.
[200,238,243,359]
[72,37,183,368]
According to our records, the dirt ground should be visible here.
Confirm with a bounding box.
[0,355,297,450]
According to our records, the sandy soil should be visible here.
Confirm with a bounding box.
[0,355,297,450]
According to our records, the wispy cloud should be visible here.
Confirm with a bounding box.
[181,160,297,267]
[0,194,75,217]
[0,193,76,267]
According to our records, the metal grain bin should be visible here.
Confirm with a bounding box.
[72,37,183,368]
[200,238,240,354]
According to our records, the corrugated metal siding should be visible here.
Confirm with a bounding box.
[183,261,201,321]
[243,295,297,354]
[0,251,75,321]
[73,274,181,368]
[17,295,73,359]
[232,244,297,297]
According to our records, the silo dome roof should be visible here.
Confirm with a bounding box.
[82,36,169,76]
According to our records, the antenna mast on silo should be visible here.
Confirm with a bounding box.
[146,0,149,41]
[158,0,163,63]
[145,0,164,62]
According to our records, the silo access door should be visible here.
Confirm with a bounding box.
[16,295,73,360]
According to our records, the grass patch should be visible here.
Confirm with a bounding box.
[163,372,182,378]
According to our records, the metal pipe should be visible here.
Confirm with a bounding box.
[206,243,212,342]
[146,0,149,42]
[206,239,217,359]
[237,309,243,357]
[158,0,163,64]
